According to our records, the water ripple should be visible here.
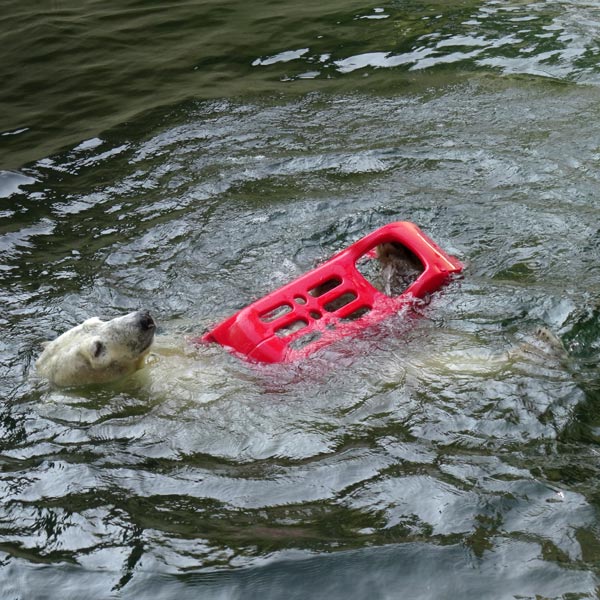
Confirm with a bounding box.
[2,75,600,596]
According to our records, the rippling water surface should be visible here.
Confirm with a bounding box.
[2,0,600,598]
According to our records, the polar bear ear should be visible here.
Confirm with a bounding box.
[91,339,107,359]
[83,317,103,325]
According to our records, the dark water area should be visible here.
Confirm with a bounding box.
[3,1,600,598]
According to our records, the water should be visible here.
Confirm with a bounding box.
[2,0,600,598]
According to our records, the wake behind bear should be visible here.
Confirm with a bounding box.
[36,310,156,387]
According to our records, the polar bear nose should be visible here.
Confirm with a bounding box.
[137,310,156,331]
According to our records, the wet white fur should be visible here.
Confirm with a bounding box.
[36,312,155,387]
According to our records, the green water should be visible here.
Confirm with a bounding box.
[5,0,600,170]
[2,0,600,598]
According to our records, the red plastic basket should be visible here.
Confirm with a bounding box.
[199,222,463,363]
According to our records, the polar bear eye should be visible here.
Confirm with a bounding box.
[92,340,106,359]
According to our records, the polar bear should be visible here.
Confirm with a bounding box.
[36,310,156,387]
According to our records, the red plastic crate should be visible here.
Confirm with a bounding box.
[200,222,463,363]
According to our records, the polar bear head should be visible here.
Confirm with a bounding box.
[36,310,156,387]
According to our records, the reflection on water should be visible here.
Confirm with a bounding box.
[2,80,600,597]
[4,0,600,169]
[2,0,600,598]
